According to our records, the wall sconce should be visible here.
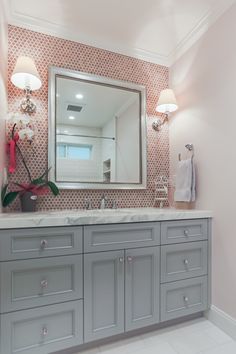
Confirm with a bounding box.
[11,56,42,114]
[152,89,178,131]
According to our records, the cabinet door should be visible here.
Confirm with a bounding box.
[84,251,125,342]
[125,247,160,331]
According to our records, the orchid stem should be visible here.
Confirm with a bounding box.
[15,144,32,183]
[11,123,33,183]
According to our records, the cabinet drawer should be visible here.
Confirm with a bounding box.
[161,241,208,283]
[161,276,208,322]
[0,227,83,261]
[84,222,160,252]
[1,300,83,354]
[161,219,208,245]
[0,255,83,313]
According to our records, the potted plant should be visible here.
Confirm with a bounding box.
[2,113,59,212]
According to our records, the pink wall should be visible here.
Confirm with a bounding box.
[7,25,169,211]
[0,0,8,211]
[170,5,236,320]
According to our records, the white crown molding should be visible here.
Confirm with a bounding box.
[205,305,236,341]
[7,9,169,66]
[167,0,236,66]
[7,0,236,67]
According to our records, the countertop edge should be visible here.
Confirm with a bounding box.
[0,209,213,230]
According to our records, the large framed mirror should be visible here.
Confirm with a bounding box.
[48,67,147,189]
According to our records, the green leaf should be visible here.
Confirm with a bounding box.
[32,168,51,185]
[2,191,19,207]
[46,181,59,196]
[31,178,45,186]
[1,184,8,204]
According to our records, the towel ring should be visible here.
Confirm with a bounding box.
[178,144,194,161]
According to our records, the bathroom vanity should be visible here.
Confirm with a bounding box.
[0,208,212,354]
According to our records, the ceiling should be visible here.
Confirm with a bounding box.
[56,76,138,128]
[5,0,236,66]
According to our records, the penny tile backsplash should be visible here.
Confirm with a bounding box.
[7,25,169,211]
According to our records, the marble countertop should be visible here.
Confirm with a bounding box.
[0,208,213,229]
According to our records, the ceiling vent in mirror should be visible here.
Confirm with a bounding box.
[67,104,83,112]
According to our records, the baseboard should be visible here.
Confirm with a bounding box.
[205,305,236,341]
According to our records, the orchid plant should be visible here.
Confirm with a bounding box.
[1,113,59,208]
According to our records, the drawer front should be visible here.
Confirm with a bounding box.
[1,300,83,354]
[0,227,83,261]
[161,219,208,245]
[84,222,160,252]
[161,276,208,322]
[161,241,208,283]
[0,255,83,313]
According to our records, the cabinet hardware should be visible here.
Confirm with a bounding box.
[40,280,48,289]
[42,327,48,336]
[127,256,133,263]
[40,239,48,249]
[183,296,189,303]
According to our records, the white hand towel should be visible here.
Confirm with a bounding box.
[174,158,196,202]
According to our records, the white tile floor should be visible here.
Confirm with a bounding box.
[76,318,236,354]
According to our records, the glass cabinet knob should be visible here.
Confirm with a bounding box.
[40,239,48,249]
[183,296,189,303]
[127,256,133,264]
[184,229,189,236]
[42,327,48,336]
[40,280,48,289]
[184,259,189,265]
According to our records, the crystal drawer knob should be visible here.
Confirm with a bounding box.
[184,230,189,236]
[183,296,189,303]
[42,327,48,336]
[184,259,189,265]
[40,240,48,249]
[119,257,124,263]
[127,256,133,264]
[40,280,48,289]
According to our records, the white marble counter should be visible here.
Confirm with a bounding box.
[0,208,213,229]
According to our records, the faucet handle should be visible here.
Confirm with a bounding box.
[111,199,118,209]
[84,198,92,210]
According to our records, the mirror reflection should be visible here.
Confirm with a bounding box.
[55,76,142,184]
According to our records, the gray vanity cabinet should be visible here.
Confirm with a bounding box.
[84,250,125,342]
[0,218,211,354]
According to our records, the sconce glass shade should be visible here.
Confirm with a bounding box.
[11,56,42,91]
[156,89,178,114]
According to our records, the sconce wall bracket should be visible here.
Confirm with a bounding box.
[20,87,36,114]
[152,114,169,131]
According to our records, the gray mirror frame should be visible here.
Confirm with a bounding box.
[48,66,147,190]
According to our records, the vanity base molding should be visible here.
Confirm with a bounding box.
[55,312,204,354]
[0,217,211,354]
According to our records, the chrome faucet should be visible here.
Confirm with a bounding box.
[99,194,108,209]
[84,198,92,210]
